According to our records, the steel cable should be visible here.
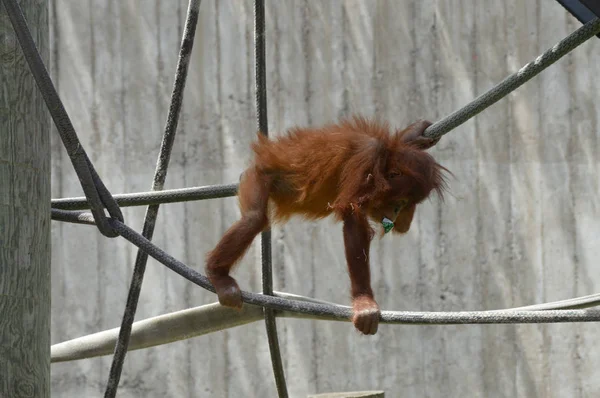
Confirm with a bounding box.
[103,1,202,396]
[424,17,600,140]
[50,209,600,325]
[253,1,289,396]
[2,0,123,237]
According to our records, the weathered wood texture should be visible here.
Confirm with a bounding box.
[49,1,600,397]
[0,0,51,397]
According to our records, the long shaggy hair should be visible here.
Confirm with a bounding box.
[248,115,448,223]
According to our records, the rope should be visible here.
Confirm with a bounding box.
[10,0,598,390]
[46,11,600,327]
[48,290,600,364]
[2,0,123,237]
[495,292,600,311]
[424,17,600,140]
[48,19,600,214]
[254,1,289,397]
[103,1,201,396]
[48,20,600,219]
[51,183,239,210]
[50,209,600,325]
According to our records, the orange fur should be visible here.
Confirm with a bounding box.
[206,116,448,335]
[251,116,446,224]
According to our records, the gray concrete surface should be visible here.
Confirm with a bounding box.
[48,1,600,397]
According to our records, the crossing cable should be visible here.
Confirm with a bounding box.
[51,183,239,210]
[423,17,600,140]
[49,19,600,215]
[46,290,600,364]
[5,0,600,392]
[44,299,600,362]
[29,0,600,387]
[253,1,289,397]
[50,209,600,325]
[48,285,600,363]
[47,12,600,325]
[103,1,201,397]
[3,0,123,237]
[49,20,600,217]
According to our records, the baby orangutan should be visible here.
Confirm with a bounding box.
[206,116,447,335]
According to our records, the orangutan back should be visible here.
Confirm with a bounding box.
[249,118,391,221]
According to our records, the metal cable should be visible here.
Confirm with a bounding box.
[2,0,123,237]
[254,1,289,397]
[51,183,239,210]
[103,1,201,396]
[50,208,600,313]
[501,293,600,311]
[48,19,600,216]
[50,209,600,325]
[424,17,600,140]
[48,18,600,222]
[27,0,600,390]
[47,11,600,326]
[48,291,600,364]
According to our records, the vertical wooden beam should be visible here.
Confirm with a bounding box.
[0,1,51,397]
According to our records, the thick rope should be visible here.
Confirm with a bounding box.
[50,182,600,312]
[3,0,123,237]
[50,209,600,325]
[51,183,239,210]
[505,293,600,311]
[48,22,600,219]
[48,19,600,214]
[49,290,600,363]
[254,1,289,397]
[36,2,600,391]
[47,12,600,328]
[424,17,600,140]
[103,1,201,396]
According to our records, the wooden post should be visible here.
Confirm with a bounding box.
[0,1,51,397]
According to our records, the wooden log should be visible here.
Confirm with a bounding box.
[0,0,51,397]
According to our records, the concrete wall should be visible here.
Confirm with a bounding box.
[48,1,600,396]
